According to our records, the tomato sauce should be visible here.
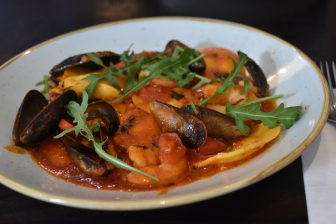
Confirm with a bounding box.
[24,118,277,193]
[9,46,280,193]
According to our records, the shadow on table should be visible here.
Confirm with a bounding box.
[302,134,322,172]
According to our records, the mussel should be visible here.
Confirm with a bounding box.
[150,101,207,148]
[86,100,120,135]
[238,51,269,97]
[50,51,120,77]
[60,135,110,177]
[164,40,206,74]
[179,105,246,139]
[12,90,47,145]
[67,146,107,176]
[13,89,77,146]
[59,100,120,176]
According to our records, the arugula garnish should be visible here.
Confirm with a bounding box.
[84,53,123,98]
[200,53,250,106]
[189,102,199,115]
[226,95,302,135]
[84,48,302,137]
[85,47,211,103]
[35,74,51,97]
[54,90,159,181]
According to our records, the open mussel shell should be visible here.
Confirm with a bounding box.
[66,146,107,177]
[150,101,207,148]
[61,133,114,176]
[61,134,94,154]
[18,89,77,145]
[238,51,269,97]
[86,100,120,135]
[164,40,206,74]
[12,90,48,145]
[50,51,120,77]
[59,100,119,176]
[179,105,245,139]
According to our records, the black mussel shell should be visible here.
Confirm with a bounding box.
[50,51,120,77]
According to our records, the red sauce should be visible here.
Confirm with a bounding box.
[12,47,279,193]
[5,145,27,154]
[24,128,277,193]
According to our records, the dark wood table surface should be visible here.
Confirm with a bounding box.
[0,0,335,223]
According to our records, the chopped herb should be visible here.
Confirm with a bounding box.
[192,74,212,89]
[84,54,123,98]
[54,90,159,181]
[87,53,108,69]
[35,74,51,97]
[171,91,185,100]
[189,102,199,115]
[86,47,208,103]
[113,47,204,103]
[83,74,105,98]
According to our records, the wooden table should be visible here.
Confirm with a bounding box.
[1,0,335,223]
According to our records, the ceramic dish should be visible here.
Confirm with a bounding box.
[0,17,329,210]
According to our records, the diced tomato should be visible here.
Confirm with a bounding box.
[138,84,172,104]
[58,118,74,131]
[195,137,228,155]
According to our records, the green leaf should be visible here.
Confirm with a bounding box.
[112,71,158,103]
[85,47,205,103]
[83,74,105,98]
[87,53,108,69]
[226,97,302,135]
[112,47,204,103]
[53,126,77,139]
[104,70,121,90]
[189,102,199,115]
[177,72,196,87]
[240,76,251,95]
[192,74,212,89]
[93,141,159,181]
[35,74,51,97]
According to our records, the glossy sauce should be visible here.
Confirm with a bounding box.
[13,47,278,192]
[5,145,27,154]
[26,110,276,193]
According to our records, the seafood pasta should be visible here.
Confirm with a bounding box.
[11,40,302,191]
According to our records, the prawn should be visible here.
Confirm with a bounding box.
[127,133,188,186]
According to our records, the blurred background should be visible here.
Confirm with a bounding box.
[0,0,335,63]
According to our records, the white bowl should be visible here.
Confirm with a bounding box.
[0,17,329,210]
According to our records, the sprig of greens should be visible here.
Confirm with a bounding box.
[144,47,204,87]
[54,90,159,181]
[112,47,209,103]
[189,102,199,115]
[226,95,302,135]
[35,74,51,97]
[200,53,250,106]
[85,47,211,103]
[84,53,123,98]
